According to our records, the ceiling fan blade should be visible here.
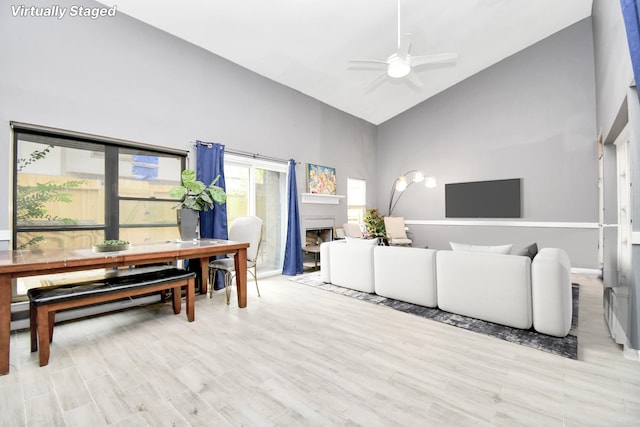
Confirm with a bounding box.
[365,72,389,92]
[348,59,389,70]
[411,52,458,67]
[405,70,424,88]
[397,33,413,58]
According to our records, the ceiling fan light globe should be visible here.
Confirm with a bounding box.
[387,60,411,78]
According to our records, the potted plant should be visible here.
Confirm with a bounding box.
[92,239,131,252]
[363,208,386,243]
[169,169,226,241]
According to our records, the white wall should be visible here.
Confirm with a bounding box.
[0,0,377,249]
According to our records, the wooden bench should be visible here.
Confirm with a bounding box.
[27,266,196,367]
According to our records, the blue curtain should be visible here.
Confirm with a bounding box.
[622,0,640,100]
[196,141,227,239]
[196,141,228,290]
[282,159,303,275]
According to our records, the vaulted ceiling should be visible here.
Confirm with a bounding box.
[98,0,593,125]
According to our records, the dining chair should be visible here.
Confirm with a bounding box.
[383,216,412,246]
[208,216,263,304]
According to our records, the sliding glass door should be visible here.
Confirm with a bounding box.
[225,155,287,276]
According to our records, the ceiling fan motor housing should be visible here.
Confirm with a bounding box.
[387,54,411,78]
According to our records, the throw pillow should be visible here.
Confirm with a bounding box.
[449,241,513,255]
[346,237,378,246]
[516,242,538,260]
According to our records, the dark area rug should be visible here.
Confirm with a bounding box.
[290,272,579,360]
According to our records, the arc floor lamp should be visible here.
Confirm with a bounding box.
[387,170,436,216]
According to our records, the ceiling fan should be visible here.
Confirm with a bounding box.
[348,0,458,89]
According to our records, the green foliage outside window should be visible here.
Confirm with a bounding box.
[16,144,84,249]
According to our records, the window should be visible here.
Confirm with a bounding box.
[225,155,288,276]
[13,126,185,252]
[347,178,366,224]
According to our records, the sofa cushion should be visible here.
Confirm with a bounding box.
[436,250,532,329]
[516,242,539,260]
[450,242,513,255]
[373,246,437,307]
[329,241,375,293]
[531,248,572,337]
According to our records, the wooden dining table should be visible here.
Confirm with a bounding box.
[0,238,249,375]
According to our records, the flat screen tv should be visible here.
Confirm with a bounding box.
[445,178,521,218]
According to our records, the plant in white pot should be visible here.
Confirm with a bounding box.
[169,169,226,241]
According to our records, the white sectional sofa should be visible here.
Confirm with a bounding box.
[320,240,573,337]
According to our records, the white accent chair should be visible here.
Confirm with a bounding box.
[383,216,412,246]
[208,216,263,304]
[342,222,364,238]
[342,222,379,245]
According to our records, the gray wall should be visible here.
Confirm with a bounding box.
[0,0,377,249]
[377,19,598,268]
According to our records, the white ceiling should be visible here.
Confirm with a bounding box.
[98,0,593,125]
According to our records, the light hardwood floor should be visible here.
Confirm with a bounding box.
[0,273,638,426]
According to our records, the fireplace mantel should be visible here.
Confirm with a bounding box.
[301,193,345,205]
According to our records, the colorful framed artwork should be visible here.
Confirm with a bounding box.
[306,163,337,195]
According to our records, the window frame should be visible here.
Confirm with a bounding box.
[12,123,187,250]
[347,177,367,225]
